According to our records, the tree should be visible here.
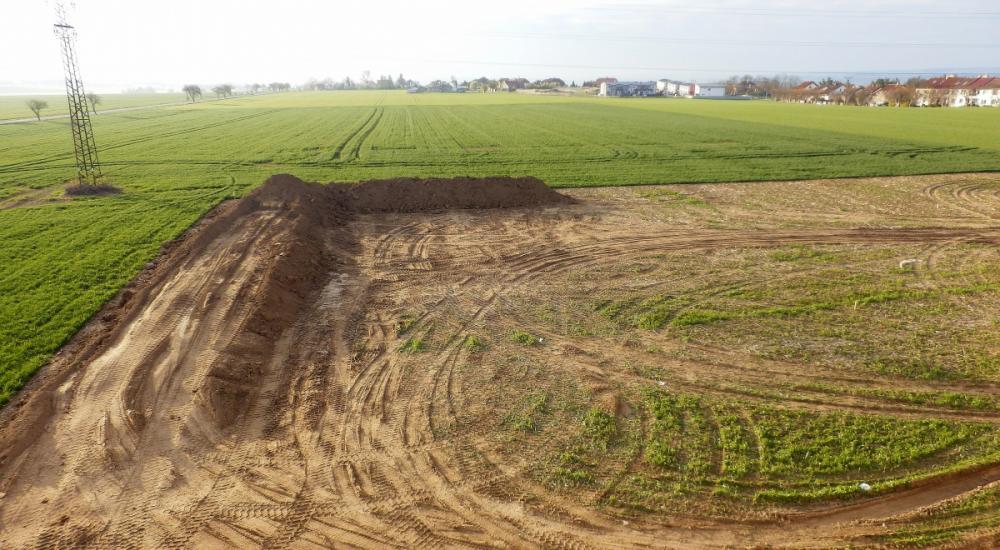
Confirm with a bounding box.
[250,83,262,95]
[426,80,453,93]
[26,99,48,121]
[211,84,234,98]
[360,70,372,88]
[182,84,202,102]
[85,93,101,113]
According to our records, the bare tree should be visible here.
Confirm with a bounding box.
[26,99,48,121]
[182,84,202,102]
[85,93,101,113]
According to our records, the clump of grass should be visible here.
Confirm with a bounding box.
[504,391,549,433]
[582,407,617,451]
[395,314,417,335]
[399,337,426,353]
[550,450,596,487]
[510,329,540,346]
[462,334,485,352]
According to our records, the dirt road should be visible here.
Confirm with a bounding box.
[1,174,999,548]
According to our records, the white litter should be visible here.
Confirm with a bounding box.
[657,381,667,387]
[859,482,872,492]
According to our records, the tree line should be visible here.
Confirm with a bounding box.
[180,82,291,103]
[300,71,574,93]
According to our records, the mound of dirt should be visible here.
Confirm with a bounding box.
[252,173,574,214]
[343,175,574,212]
[64,183,122,196]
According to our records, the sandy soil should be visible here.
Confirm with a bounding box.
[1,173,999,549]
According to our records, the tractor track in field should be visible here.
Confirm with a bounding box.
[2,174,1000,548]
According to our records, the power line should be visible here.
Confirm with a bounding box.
[584,5,1000,20]
[482,32,1000,49]
[408,57,1000,77]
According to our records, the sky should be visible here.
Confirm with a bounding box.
[2,0,999,93]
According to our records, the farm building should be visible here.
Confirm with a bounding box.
[599,81,657,97]
[915,75,1000,107]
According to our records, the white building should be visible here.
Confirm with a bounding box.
[600,81,657,97]
[697,84,727,98]
[657,79,681,95]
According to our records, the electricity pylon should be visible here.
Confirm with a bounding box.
[53,1,102,185]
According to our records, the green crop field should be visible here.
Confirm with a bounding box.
[0,92,187,121]
[1,90,1000,405]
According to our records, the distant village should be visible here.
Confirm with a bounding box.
[592,75,1000,107]
[297,73,1000,108]
[780,75,1000,108]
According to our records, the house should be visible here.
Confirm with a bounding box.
[794,81,820,91]
[915,75,1000,107]
[868,84,908,106]
[816,84,846,103]
[499,78,529,92]
[599,81,657,97]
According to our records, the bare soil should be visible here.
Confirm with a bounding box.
[1,173,999,549]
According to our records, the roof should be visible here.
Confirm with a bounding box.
[794,81,817,90]
[920,76,1000,90]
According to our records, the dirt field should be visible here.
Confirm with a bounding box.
[2,173,1000,548]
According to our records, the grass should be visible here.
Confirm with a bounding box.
[620,389,1000,506]
[510,329,540,346]
[592,242,1000,382]
[503,391,549,433]
[399,337,427,353]
[882,484,1000,545]
[2,90,1000,407]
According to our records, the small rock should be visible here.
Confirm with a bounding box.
[657,381,667,387]
[859,482,872,492]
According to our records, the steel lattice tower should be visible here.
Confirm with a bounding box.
[53,2,102,185]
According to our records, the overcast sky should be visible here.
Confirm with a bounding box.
[2,0,999,93]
